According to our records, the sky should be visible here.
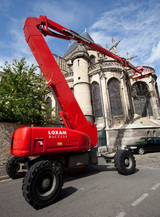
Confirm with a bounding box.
[0,0,160,89]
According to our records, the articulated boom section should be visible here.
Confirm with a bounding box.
[33,15,152,79]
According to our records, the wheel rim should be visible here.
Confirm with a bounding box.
[123,156,133,169]
[13,164,19,174]
[36,171,57,197]
[12,159,21,175]
[139,148,144,154]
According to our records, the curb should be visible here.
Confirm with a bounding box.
[0,175,10,181]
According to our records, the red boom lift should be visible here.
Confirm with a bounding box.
[6,15,152,209]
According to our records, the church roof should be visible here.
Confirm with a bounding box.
[81,30,94,43]
[63,29,94,57]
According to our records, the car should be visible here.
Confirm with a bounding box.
[124,137,160,154]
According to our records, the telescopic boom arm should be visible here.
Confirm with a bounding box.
[35,15,151,78]
[23,15,152,147]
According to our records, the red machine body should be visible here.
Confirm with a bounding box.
[10,15,152,157]
[11,126,91,157]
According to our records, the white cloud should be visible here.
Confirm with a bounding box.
[0,0,96,67]
[31,0,94,28]
[0,16,38,69]
[32,1,75,26]
[0,0,11,13]
[9,18,31,56]
[89,1,160,71]
[157,75,160,94]
[90,31,111,48]
[147,41,160,63]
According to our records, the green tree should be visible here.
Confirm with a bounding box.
[0,58,56,125]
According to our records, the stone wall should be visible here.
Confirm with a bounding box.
[0,122,19,168]
[106,126,160,151]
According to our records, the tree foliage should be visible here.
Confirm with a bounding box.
[0,58,56,125]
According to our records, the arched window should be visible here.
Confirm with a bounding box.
[131,82,153,117]
[147,131,151,137]
[91,82,103,118]
[108,78,123,116]
[153,130,156,137]
[90,55,95,64]
[46,96,52,118]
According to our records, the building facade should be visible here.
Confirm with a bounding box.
[46,30,160,151]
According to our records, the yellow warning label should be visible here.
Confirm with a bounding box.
[57,142,62,146]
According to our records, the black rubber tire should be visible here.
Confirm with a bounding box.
[138,148,145,155]
[6,156,29,179]
[114,150,136,175]
[22,160,63,209]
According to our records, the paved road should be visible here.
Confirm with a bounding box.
[0,157,160,217]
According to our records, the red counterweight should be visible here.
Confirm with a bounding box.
[11,126,92,157]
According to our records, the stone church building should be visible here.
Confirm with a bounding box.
[45,29,160,151]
